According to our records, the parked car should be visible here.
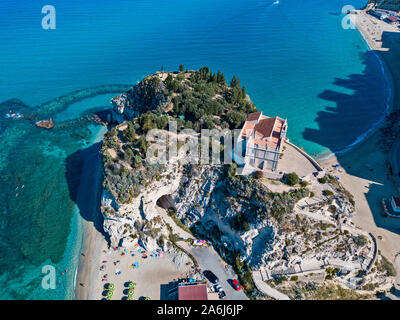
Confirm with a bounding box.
[214,284,226,299]
[231,279,241,291]
[203,270,219,284]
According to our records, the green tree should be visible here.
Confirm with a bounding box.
[137,136,147,155]
[217,70,222,83]
[318,177,327,184]
[286,172,299,186]
[230,76,237,87]
[226,110,246,129]
[179,64,184,72]
[125,122,136,141]
[221,73,226,85]
[165,74,173,88]
[133,155,142,168]
[241,86,246,99]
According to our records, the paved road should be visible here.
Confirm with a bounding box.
[156,207,248,300]
[180,242,248,300]
[252,271,290,300]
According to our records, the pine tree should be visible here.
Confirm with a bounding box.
[236,78,240,88]
[179,64,184,72]
[165,74,173,87]
[221,73,226,85]
[217,70,222,83]
[125,122,136,141]
[230,76,237,87]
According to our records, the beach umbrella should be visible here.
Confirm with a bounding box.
[128,282,136,289]
[107,291,113,298]
[128,289,135,296]
[108,283,115,290]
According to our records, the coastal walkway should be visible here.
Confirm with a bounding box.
[277,141,323,178]
[252,270,290,300]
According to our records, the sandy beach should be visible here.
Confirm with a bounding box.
[320,10,400,269]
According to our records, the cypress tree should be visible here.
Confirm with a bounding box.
[165,74,173,87]
[230,76,236,87]
[217,70,222,83]
[241,86,246,99]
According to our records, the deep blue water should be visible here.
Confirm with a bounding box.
[0,0,389,299]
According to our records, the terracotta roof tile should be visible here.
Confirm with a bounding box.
[178,284,208,300]
[241,112,286,150]
[246,112,262,121]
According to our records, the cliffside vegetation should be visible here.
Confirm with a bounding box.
[102,66,258,204]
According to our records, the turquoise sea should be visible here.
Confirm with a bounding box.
[0,0,390,299]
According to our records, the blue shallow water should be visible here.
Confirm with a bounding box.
[0,0,389,299]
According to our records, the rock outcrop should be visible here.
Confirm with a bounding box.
[111,73,173,123]
[102,160,183,247]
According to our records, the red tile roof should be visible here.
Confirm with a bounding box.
[254,117,276,138]
[246,112,262,122]
[387,15,399,22]
[241,112,286,150]
[178,284,208,300]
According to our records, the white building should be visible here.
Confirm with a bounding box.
[237,112,287,172]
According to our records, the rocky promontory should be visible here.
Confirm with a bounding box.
[100,67,396,298]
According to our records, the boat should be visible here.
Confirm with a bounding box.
[5,110,24,119]
[35,118,54,129]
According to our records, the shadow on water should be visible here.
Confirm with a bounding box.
[65,141,110,244]
[303,50,386,153]
[303,30,400,236]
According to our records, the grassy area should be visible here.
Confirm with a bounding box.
[279,281,372,300]
[305,283,371,300]
[376,255,397,277]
